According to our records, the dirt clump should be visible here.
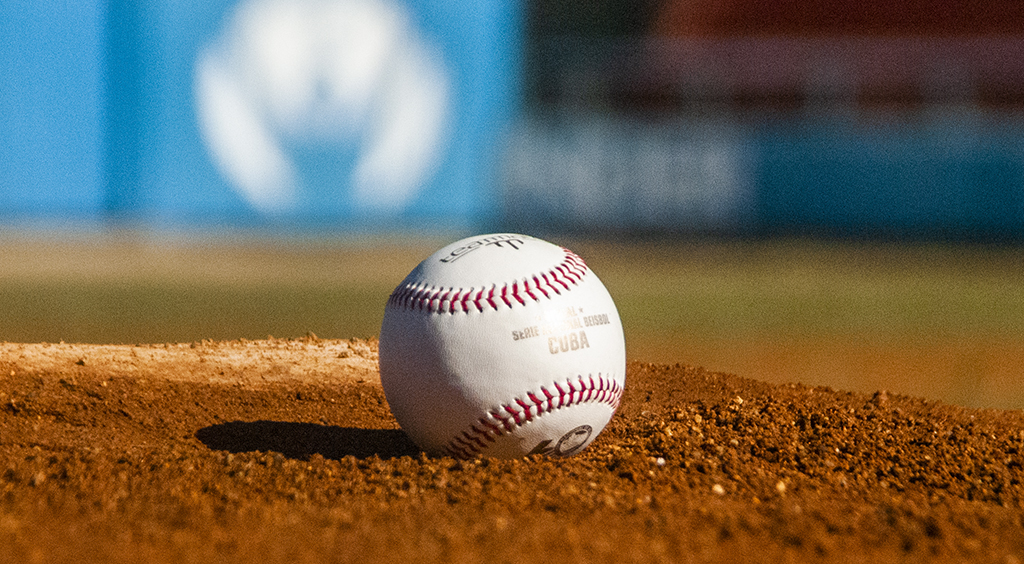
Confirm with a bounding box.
[2,340,1024,563]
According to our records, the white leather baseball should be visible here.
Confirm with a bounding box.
[379,233,626,459]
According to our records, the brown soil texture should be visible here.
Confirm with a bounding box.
[2,339,1024,563]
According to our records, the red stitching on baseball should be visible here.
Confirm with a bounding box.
[386,250,589,314]
[491,409,514,432]
[566,379,578,403]
[531,276,547,299]
[516,398,534,421]
[553,382,567,408]
[504,404,523,425]
[442,373,623,459]
[541,272,560,296]
[540,387,555,411]
[553,265,574,287]
[527,392,546,415]
[511,281,526,305]
[526,278,542,301]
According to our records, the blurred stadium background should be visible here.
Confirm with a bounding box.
[2,0,1023,408]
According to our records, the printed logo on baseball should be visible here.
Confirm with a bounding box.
[379,233,626,459]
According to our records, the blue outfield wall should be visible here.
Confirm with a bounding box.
[501,112,1024,239]
[757,115,1024,238]
[0,0,105,222]
[107,0,522,230]
[2,1,1024,238]
[2,0,522,231]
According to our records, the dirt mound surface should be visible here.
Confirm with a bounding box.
[2,339,1023,563]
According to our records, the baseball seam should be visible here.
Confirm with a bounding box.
[386,248,589,314]
[443,373,623,459]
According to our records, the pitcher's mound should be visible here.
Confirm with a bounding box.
[1,339,1022,563]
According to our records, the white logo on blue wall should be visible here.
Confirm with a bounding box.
[195,0,450,215]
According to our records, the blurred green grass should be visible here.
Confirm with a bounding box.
[0,233,426,343]
[2,232,1022,408]
[581,239,1024,340]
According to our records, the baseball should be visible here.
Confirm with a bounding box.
[379,233,626,459]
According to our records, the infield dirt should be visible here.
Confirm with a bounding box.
[2,338,1023,563]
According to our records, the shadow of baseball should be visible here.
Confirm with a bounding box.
[195,421,420,460]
